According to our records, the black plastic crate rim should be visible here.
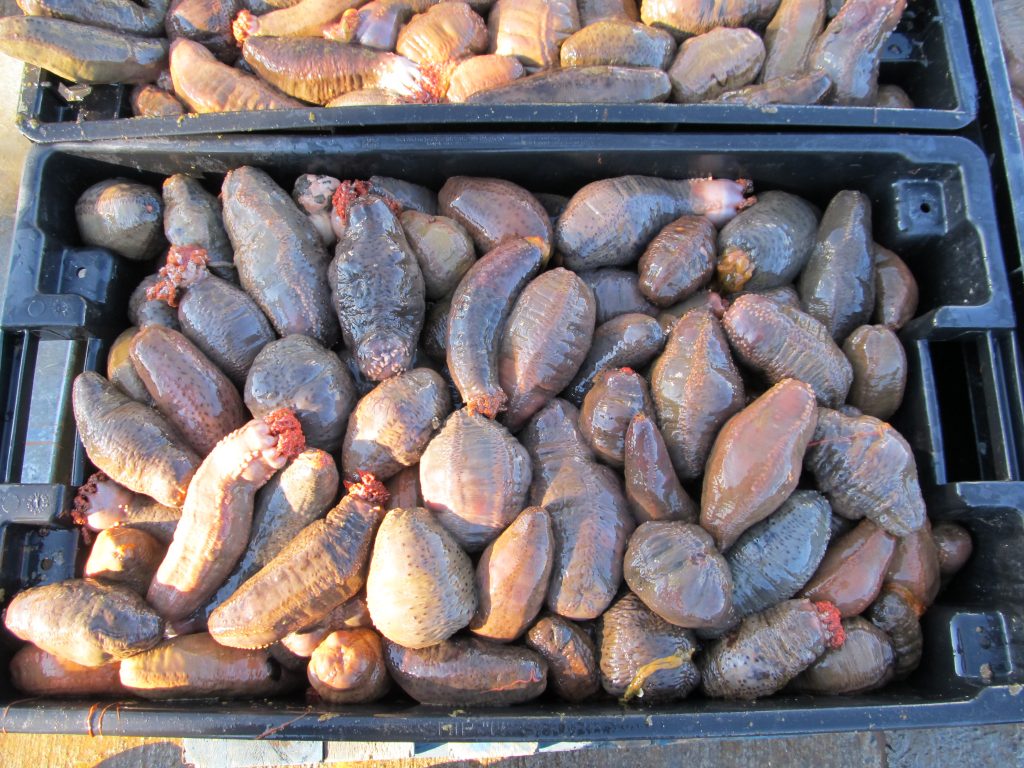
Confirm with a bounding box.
[963,0,1024,298]
[0,684,1020,740]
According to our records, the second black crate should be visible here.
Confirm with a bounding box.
[14,0,978,142]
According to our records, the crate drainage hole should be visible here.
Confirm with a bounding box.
[76,268,86,279]
[920,202,932,213]
[895,180,946,234]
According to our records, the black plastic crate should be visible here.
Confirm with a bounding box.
[0,133,1020,739]
[14,0,978,143]
[962,0,1024,312]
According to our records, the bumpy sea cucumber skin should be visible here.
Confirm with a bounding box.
[560,20,676,69]
[4,579,164,668]
[131,275,181,330]
[668,28,765,104]
[397,2,488,66]
[244,334,357,451]
[579,367,654,468]
[498,268,597,432]
[342,368,451,481]
[383,636,548,706]
[177,273,276,388]
[241,35,430,104]
[726,490,831,620]
[170,38,302,113]
[525,615,600,702]
[866,586,924,678]
[307,628,391,703]
[762,0,825,81]
[807,0,907,105]
[163,174,233,273]
[330,196,426,382]
[197,448,340,625]
[446,54,524,102]
[579,0,640,25]
[10,645,127,697]
[597,591,700,702]
[578,268,658,325]
[447,237,546,417]
[119,633,301,699]
[489,0,580,70]
[805,407,927,536]
[366,507,478,649]
[555,175,753,270]
[208,482,386,650]
[439,176,553,258]
[0,17,168,85]
[465,65,672,106]
[75,178,165,261]
[716,191,819,293]
[793,617,895,694]
[797,189,875,340]
[624,411,697,523]
[419,409,532,552]
[72,371,200,509]
[564,313,666,406]
[147,412,304,622]
[701,599,844,699]
[624,521,734,628]
[222,166,339,347]
[84,526,165,595]
[641,0,780,38]
[520,399,635,620]
[650,307,745,481]
[470,507,554,642]
[637,215,716,307]
[723,293,852,408]
[129,324,248,456]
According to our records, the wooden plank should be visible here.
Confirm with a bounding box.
[0,733,186,768]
